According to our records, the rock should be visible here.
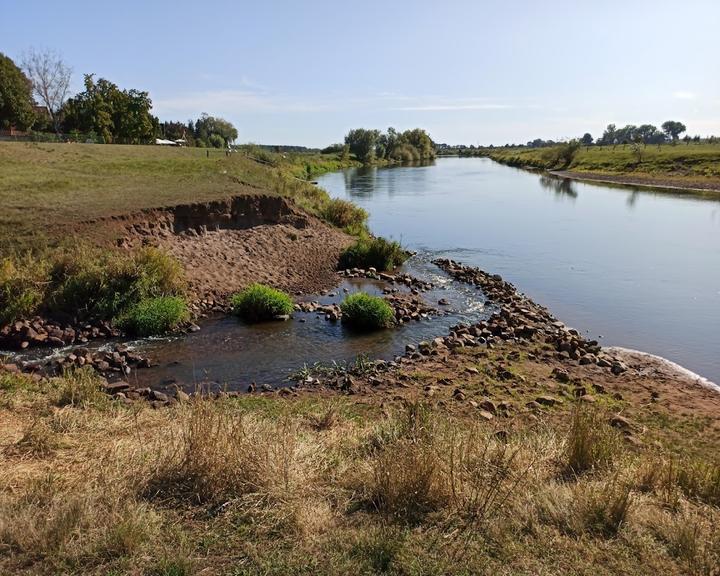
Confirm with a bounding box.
[478,410,494,421]
[535,395,560,407]
[609,415,635,432]
[438,298,450,306]
[175,390,190,403]
[611,361,627,375]
[452,388,466,401]
[104,381,130,394]
[479,398,497,414]
[150,390,169,402]
[551,367,570,383]
[465,366,480,375]
[405,344,416,353]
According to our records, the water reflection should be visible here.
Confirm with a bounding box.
[538,175,578,200]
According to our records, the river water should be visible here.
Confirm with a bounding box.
[316,157,720,384]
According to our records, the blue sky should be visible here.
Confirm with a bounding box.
[3,0,719,146]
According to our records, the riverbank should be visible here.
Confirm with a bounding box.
[1,258,718,575]
[474,143,720,194]
[1,149,719,574]
[550,169,720,194]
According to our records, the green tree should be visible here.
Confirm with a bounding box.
[0,53,35,130]
[661,120,687,141]
[600,123,617,146]
[194,113,238,147]
[345,128,381,163]
[62,74,157,143]
[581,133,593,146]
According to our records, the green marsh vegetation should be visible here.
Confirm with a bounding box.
[117,296,189,336]
[0,246,187,334]
[339,236,409,272]
[340,292,395,331]
[231,283,294,322]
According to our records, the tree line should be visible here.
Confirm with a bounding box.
[0,49,237,147]
[326,127,436,164]
[523,120,710,149]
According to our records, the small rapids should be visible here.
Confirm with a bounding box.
[2,254,490,391]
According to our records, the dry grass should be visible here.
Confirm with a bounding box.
[0,378,718,575]
[563,408,622,477]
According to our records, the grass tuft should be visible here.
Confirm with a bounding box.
[231,283,294,323]
[340,292,394,331]
[563,408,622,477]
[339,237,409,272]
[117,295,189,336]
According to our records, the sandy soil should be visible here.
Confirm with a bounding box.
[160,222,352,300]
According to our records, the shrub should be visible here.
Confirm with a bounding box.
[320,198,368,231]
[117,296,189,336]
[339,237,409,272]
[0,256,48,324]
[231,283,294,322]
[48,247,186,322]
[340,293,394,331]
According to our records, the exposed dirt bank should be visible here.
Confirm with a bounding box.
[550,170,720,194]
[84,194,354,299]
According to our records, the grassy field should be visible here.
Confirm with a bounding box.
[482,143,720,189]
[0,142,357,254]
[0,363,718,575]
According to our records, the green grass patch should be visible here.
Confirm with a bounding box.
[340,293,394,331]
[320,198,368,233]
[117,296,189,336]
[339,237,408,272]
[231,283,294,323]
[0,246,186,327]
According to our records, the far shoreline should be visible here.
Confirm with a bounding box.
[549,169,720,196]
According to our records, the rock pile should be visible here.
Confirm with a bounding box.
[0,317,120,351]
[431,259,630,376]
[339,268,434,292]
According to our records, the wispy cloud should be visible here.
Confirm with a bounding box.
[673,91,697,100]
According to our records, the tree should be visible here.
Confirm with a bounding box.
[0,52,35,130]
[581,133,593,146]
[344,128,380,163]
[661,120,686,141]
[193,113,238,147]
[600,124,617,146]
[22,48,71,135]
[62,74,157,143]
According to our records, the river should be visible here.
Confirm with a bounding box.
[316,157,720,384]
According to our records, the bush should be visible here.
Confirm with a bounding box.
[340,293,394,331]
[339,237,409,272]
[47,247,186,322]
[117,296,189,336]
[320,198,368,231]
[231,283,294,322]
